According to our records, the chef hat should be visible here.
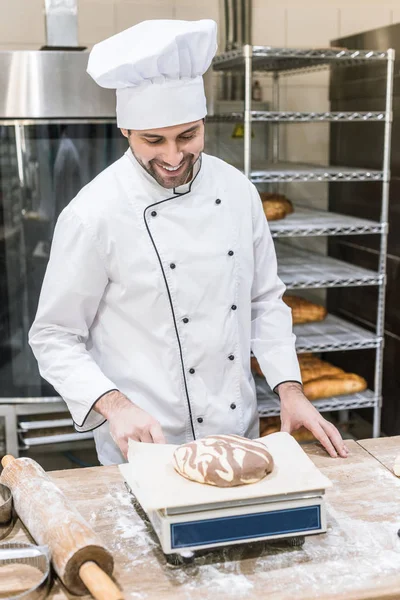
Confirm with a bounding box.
[87,19,218,130]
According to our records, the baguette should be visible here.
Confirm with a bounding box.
[300,363,345,383]
[252,352,367,403]
[260,417,316,442]
[304,373,367,401]
[283,295,327,324]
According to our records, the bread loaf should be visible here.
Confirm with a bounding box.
[262,200,287,221]
[251,356,263,377]
[252,352,367,402]
[173,434,274,487]
[297,353,317,364]
[260,417,316,442]
[283,295,327,325]
[300,361,345,383]
[304,373,367,401]
[260,192,294,222]
[260,192,294,214]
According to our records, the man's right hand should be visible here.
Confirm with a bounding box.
[94,390,166,458]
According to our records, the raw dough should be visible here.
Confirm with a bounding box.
[393,455,400,477]
[173,434,274,487]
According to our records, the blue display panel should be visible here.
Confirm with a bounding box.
[171,505,321,549]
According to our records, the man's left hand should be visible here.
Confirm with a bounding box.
[276,381,349,458]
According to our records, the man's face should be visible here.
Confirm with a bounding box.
[121,120,205,189]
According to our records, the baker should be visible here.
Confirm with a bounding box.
[29,19,348,466]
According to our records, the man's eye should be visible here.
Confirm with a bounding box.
[180,135,195,141]
[147,139,162,145]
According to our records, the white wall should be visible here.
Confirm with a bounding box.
[1,0,397,51]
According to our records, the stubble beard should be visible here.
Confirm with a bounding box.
[134,152,197,189]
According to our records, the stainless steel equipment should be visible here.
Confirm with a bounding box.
[0,48,124,457]
[212,46,394,437]
[328,23,400,436]
[0,542,51,599]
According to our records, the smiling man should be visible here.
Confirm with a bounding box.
[125,122,203,189]
[29,19,348,465]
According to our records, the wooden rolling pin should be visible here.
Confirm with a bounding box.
[1,455,123,599]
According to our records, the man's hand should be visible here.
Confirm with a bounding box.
[276,381,349,458]
[94,390,166,458]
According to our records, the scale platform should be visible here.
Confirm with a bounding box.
[119,432,332,558]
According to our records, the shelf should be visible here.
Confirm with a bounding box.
[208,111,386,123]
[20,431,94,447]
[269,207,383,237]
[294,314,381,353]
[256,377,377,417]
[0,396,63,405]
[213,46,389,73]
[276,243,382,289]
[251,163,383,183]
[18,418,73,431]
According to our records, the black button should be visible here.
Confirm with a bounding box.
[170,263,176,269]
[215,199,221,205]
[231,304,237,311]
[151,210,157,217]
[228,355,235,361]
[197,417,203,423]
[189,368,195,374]
[230,403,236,410]
[228,250,234,256]
[183,317,189,324]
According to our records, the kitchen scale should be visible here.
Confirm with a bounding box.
[119,432,332,561]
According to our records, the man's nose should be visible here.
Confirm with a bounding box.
[162,143,183,167]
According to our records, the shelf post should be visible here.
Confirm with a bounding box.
[243,44,252,179]
[373,47,395,438]
[272,72,280,164]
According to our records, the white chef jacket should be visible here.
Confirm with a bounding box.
[29,149,301,465]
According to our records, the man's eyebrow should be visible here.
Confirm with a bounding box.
[140,132,164,139]
[178,125,200,135]
[139,125,200,139]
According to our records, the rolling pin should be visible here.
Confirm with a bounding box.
[1,455,124,599]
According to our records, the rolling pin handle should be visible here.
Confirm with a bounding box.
[1,455,16,469]
[79,561,124,600]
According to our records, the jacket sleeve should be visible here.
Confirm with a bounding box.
[29,208,118,432]
[250,185,302,391]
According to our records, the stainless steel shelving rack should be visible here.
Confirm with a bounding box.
[212,45,395,437]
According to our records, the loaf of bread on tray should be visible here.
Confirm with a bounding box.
[299,356,345,383]
[303,372,367,401]
[283,295,328,324]
[251,353,367,401]
[259,192,294,221]
[260,416,316,442]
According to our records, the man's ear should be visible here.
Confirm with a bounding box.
[120,128,130,138]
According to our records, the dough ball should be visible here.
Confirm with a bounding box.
[173,434,274,487]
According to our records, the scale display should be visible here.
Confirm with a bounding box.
[171,504,321,549]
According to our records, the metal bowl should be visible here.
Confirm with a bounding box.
[0,542,51,599]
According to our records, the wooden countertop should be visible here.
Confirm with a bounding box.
[4,437,400,600]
